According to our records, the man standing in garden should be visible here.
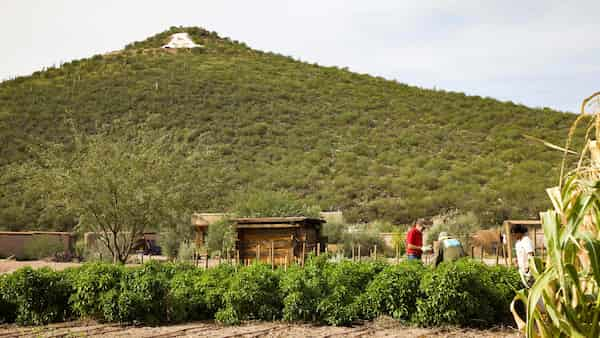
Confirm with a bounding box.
[511,223,534,286]
[406,218,430,261]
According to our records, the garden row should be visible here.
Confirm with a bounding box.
[0,257,521,328]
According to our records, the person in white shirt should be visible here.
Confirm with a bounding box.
[511,224,534,286]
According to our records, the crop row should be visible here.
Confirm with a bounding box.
[0,257,521,328]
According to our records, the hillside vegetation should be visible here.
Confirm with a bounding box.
[0,26,582,230]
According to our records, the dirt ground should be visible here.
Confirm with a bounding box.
[0,318,522,338]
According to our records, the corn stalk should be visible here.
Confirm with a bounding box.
[514,92,600,337]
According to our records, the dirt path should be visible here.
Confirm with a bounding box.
[0,318,522,338]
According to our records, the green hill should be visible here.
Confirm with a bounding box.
[0,26,581,230]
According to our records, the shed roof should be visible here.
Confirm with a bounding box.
[503,220,541,226]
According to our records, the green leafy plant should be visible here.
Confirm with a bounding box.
[2,267,72,325]
[22,235,66,260]
[0,274,17,324]
[513,92,600,337]
[69,262,125,320]
[414,259,516,327]
[279,254,331,322]
[216,263,282,325]
[359,261,426,321]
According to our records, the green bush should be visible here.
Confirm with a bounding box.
[413,259,511,327]
[109,262,171,324]
[70,262,124,320]
[280,254,330,322]
[168,264,234,322]
[318,260,385,325]
[0,274,17,324]
[2,267,72,325]
[216,263,282,325]
[359,261,426,321]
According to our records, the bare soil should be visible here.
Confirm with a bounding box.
[0,318,522,338]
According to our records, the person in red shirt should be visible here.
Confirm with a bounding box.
[406,218,430,261]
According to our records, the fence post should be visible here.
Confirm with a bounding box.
[317,243,321,256]
[302,241,306,267]
[480,246,484,261]
[358,244,361,262]
[496,246,499,265]
[374,245,377,259]
[352,243,355,261]
[396,245,399,263]
[236,250,240,266]
[271,240,274,270]
[204,254,208,269]
[471,246,474,258]
[284,255,288,271]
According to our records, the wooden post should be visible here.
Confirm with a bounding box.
[480,246,484,261]
[140,252,143,264]
[257,244,261,264]
[302,241,306,267]
[284,255,288,271]
[236,250,240,266]
[358,244,361,261]
[317,243,320,256]
[505,221,514,266]
[352,243,355,261]
[533,226,537,257]
[396,245,399,263]
[271,240,275,270]
[204,254,208,269]
[374,245,377,259]
[496,246,499,265]
[471,246,475,258]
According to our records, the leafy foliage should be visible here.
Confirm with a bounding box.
[318,260,386,325]
[0,258,524,328]
[233,190,320,218]
[206,218,236,256]
[216,263,283,325]
[359,262,426,321]
[0,27,581,231]
[1,267,72,325]
[414,259,519,327]
[22,235,65,260]
[279,255,330,322]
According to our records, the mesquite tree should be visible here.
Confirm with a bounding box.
[16,132,194,263]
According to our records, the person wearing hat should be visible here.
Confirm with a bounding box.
[434,231,465,267]
[406,218,431,261]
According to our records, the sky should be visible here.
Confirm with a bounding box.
[1,0,599,113]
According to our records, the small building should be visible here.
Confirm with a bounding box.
[503,219,544,266]
[235,217,325,265]
[191,213,326,265]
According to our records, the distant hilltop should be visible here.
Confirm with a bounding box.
[0,26,581,231]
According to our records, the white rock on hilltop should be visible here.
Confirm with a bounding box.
[162,33,203,49]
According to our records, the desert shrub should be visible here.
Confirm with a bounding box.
[359,261,426,321]
[322,222,346,244]
[232,190,320,218]
[280,254,330,322]
[413,259,511,327]
[176,241,196,262]
[342,230,384,258]
[318,260,386,326]
[195,264,235,317]
[205,219,236,257]
[22,235,65,260]
[70,262,125,320]
[216,263,282,325]
[2,267,72,325]
[0,274,17,324]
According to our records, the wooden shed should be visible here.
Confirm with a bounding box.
[234,217,326,266]
[503,219,544,266]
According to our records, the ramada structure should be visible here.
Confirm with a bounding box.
[192,213,326,265]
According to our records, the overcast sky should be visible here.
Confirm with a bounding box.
[1,0,599,113]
